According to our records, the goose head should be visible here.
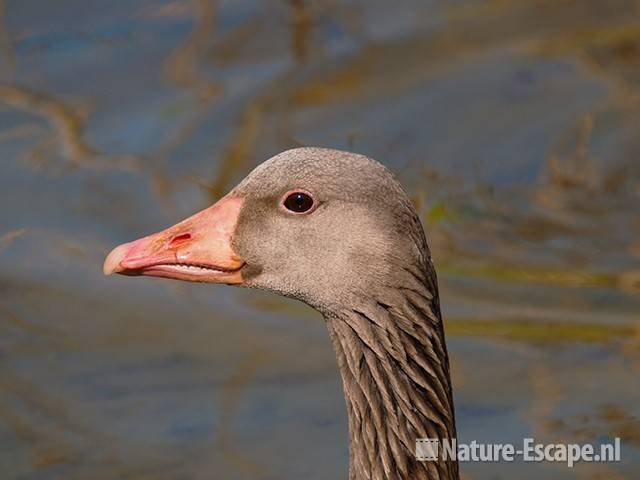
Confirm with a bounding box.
[104,147,429,317]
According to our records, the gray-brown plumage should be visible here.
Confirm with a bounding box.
[105,147,459,480]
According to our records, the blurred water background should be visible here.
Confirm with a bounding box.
[1,1,639,479]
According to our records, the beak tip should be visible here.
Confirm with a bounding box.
[103,243,130,276]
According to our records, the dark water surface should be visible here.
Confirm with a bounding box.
[1,1,639,479]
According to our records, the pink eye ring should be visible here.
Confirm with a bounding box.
[281,190,315,214]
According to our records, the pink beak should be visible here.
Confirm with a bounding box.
[103,195,245,284]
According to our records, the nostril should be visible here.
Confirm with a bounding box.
[169,233,191,247]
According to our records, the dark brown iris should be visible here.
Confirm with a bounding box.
[283,191,314,213]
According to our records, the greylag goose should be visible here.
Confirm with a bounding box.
[104,147,458,480]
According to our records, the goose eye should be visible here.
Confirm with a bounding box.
[283,191,314,213]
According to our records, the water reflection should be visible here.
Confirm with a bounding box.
[0,1,639,479]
